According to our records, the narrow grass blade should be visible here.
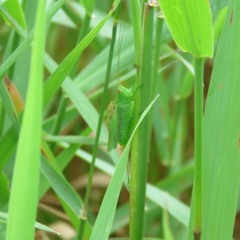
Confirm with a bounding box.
[43,0,121,105]
[146,184,189,227]
[6,1,46,239]
[158,0,213,58]
[45,135,97,145]
[0,171,9,206]
[163,210,175,240]
[38,144,80,198]
[0,127,17,169]
[90,95,159,240]
[44,53,108,141]
[1,212,60,235]
[0,81,20,130]
[40,156,82,216]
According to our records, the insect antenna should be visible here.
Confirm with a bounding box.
[116,0,128,87]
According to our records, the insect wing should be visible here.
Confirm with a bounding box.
[115,86,134,147]
[117,101,134,146]
[107,101,118,150]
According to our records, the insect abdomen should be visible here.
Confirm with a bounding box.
[117,101,134,146]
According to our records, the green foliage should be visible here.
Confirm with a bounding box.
[158,0,213,58]
[0,0,239,240]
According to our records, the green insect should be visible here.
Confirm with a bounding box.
[107,85,135,150]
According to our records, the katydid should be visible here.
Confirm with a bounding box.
[107,85,135,150]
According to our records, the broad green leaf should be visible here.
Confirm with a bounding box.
[189,1,240,239]
[6,1,46,239]
[90,95,159,240]
[2,0,26,29]
[202,1,240,239]
[158,0,213,58]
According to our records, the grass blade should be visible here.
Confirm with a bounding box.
[6,1,46,239]
[202,1,240,239]
[2,0,26,29]
[43,0,121,105]
[189,1,240,239]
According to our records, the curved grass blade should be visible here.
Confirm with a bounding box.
[0,212,60,236]
[44,53,108,141]
[43,0,121,105]
[146,184,189,227]
[40,156,82,217]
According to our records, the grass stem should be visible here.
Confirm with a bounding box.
[77,7,120,240]
[193,58,204,239]
[130,4,154,239]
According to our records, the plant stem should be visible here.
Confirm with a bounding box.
[129,0,142,63]
[77,7,120,240]
[193,58,204,240]
[130,4,154,239]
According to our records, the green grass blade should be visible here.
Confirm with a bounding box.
[45,134,97,145]
[1,212,60,235]
[0,0,65,81]
[0,171,9,206]
[163,210,175,240]
[2,0,26,29]
[82,0,94,15]
[158,0,213,58]
[44,53,108,141]
[90,95,159,240]
[43,0,121,105]
[0,127,17,169]
[6,1,46,240]
[0,80,20,130]
[38,144,80,198]
[188,1,240,239]
[146,184,189,227]
[40,156,82,216]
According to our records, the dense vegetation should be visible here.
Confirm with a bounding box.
[0,0,239,240]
